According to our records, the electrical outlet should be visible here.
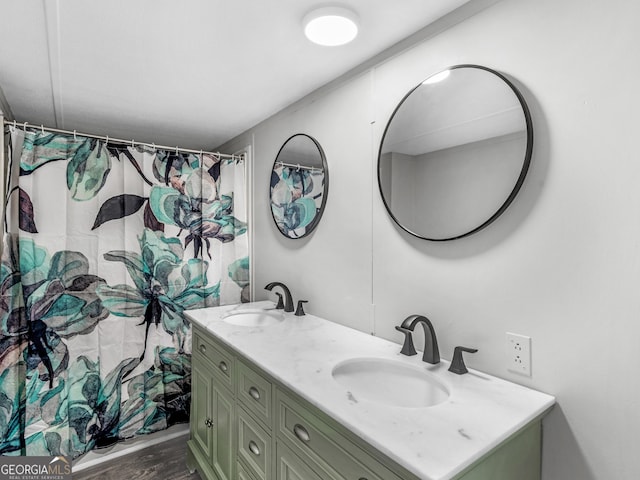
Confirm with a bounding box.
[506,332,531,376]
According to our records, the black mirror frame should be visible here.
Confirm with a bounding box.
[377,64,534,241]
[270,133,329,239]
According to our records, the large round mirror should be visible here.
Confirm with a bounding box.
[270,133,329,238]
[378,65,533,241]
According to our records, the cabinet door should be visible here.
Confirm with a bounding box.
[212,382,235,480]
[192,358,235,480]
[192,360,214,464]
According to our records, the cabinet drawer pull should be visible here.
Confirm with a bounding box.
[293,424,310,443]
[204,418,214,428]
[248,440,260,456]
[198,344,206,354]
[218,361,228,373]
[248,386,261,401]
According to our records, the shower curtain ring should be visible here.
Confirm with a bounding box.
[152,142,156,151]
[296,164,301,172]
[105,135,109,146]
[175,146,179,155]
[23,122,28,132]
[41,124,45,134]
[73,129,77,140]
[131,139,135,147]
[12,120,16,129]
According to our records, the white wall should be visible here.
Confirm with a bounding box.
[221,0,640,478]
[221,76,375,332]
[387,133,526,239]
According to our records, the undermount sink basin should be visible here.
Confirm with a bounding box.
[222,309,284,327]
[331,357,449,408]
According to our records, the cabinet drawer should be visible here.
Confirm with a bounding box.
[277,442,324,480]
[238,461,259,480]
[193,330,234,389]
[277,391,403,480]
[237,360,273,428]
[238,407,272,480]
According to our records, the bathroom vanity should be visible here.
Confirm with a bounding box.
[185,303,554,480]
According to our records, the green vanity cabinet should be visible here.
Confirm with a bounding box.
[190,361,214,465]
[187,324,412,480]
[276,443,325,480]
[237,360,273,428]
[276,389,407,480]
[238,461,260,480]
[191,360,235,480]
[188,327,236,480]
[237,406,273,479]
[188,323,545,480]
[452,421,541,480]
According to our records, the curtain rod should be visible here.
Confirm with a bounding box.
[2,119,242,160]
[276,161,322,172]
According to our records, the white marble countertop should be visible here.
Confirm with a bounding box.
[186,302,555,480]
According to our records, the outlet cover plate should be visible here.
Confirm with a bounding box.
[506,332,531,376]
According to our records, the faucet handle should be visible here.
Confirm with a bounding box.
[395,326,417,356]
[295,300,308,316]
[274,292,285,309]
[448,346,478,375]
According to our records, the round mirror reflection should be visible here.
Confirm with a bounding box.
[270,134,329,238]
[378,65,533,241]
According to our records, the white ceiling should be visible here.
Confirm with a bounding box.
[382,67,527,156]
[0,0,471,151]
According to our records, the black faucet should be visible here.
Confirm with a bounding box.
[448,346,478,375]
[395,314,440,364]
[295,300,308,316]
[264,282,294,313]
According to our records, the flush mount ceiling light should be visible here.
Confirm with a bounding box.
[303,6,359,46]
[423,69,451,85]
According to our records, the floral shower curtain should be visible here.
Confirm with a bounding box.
[0,126,249,458]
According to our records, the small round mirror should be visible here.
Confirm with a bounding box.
[270,134,329,238]
[378,65,533,241]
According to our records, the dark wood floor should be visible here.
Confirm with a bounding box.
[73,435,201,480]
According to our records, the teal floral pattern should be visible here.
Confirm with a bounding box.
[19,133,111,201]
[150,152,247,258]
[1,126,248,458]
[270,164,325,238]
[228,257,250,303]
[97,229,220,358]
[1,235,111,456]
